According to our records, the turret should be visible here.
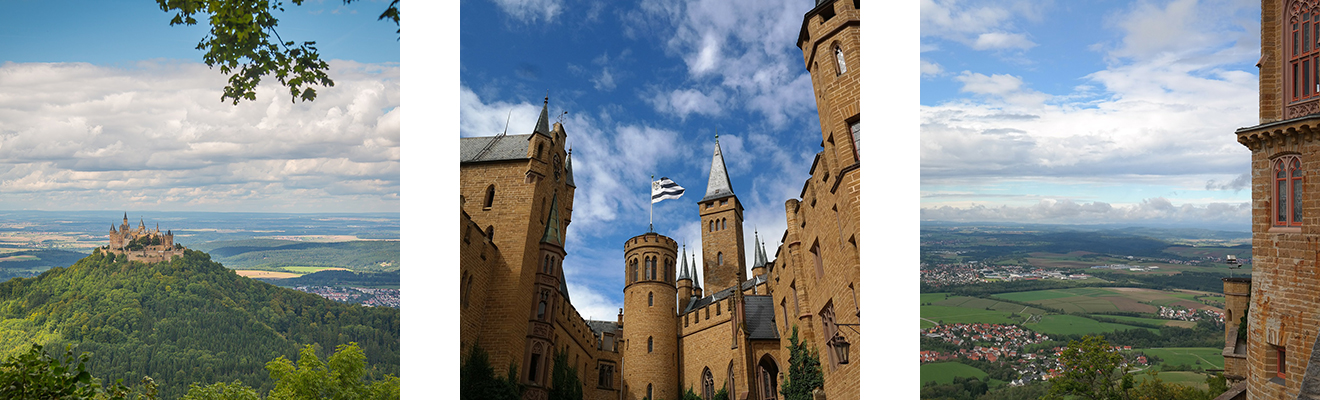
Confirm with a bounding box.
[677,244,694,312]
[751,230,768,277]
[691,253,703,299]
[698,136,747,291]
[621,232,678,400]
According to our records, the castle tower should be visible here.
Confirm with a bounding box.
[677,245,693,312]
[690,252,703,299]
[621,232,678,400]
[698,138,747,291]
[750,231,768,277]
[1222,277,1250,383]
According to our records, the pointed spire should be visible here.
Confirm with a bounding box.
[533,93,551,137]
[540,191,564,245]
[701,136,735,202]
[564,145,576,187]
[678,245,690,281]
[752,230,766,269]
[691,253,701,289]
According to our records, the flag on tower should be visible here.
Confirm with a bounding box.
[651,177,685,203]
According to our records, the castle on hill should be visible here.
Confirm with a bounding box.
[103,213,185,263]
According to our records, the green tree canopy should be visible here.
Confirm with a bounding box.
[1046,335,1129,400]
[155,0,400,105]
[780,326,824,400]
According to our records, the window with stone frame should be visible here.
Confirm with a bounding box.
[821,301,840,368]
[834,44,847,76]
[598,363,614,389]
[1274,155,1304,227]
[702,368,715,399]
[1291,3,1320,103]
[1278,345,1288,380]
[484,185,495,209]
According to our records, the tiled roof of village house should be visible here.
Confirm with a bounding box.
[460,134,531,162]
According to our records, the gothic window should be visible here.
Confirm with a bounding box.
[665,259,672,283]
[709,220,714,232]
[848,119,860,162]
[702,368,715,400]
[529,353,542,383]
[835,44,847,75]
[811,241,824,280]
[759,355,780,400]
[728,363,736,397]
[1275,155,1304,227]
[538,301,547,320]
[485,226,494,240]
[718,252,724,266]
[821,301,840,367]
[721,218,726,230]
[631,259,639,282]
[648,336,654,353]
[649,292,654,306]
[484,185,495,208]
[537,143,544,159]
[598,363,614,388]
[647,384,654,400]
[1291,6,1320,102]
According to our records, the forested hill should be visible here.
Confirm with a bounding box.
[0,250,399,399]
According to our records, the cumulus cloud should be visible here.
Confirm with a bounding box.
[628,0,816,127]
[921,0,1043,53]
[921,59,945,77]
[1105,0,1257,61]
[647,87,724,119]
[922,198,1250,225]
[0,60,399,212]
[1206,173,1250,192]
[489,0,563,23]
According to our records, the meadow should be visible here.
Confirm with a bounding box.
[921,362,989,385]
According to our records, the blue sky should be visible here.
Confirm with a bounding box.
[457,0,837,320]
[0,0,400,213]
[921,0,1259,230]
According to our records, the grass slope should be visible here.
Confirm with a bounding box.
[921,362,988,385]
[1023,315,1152,336]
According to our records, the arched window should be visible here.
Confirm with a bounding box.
[648,336,653,353]
[722,218,726,230]
[702,368,715,400]
[647,384,653,400]
[709,220,714,232]
[834,44,847,75]
[728,363,736,398]
[631,259,639,282]
[537,143,544,159]
[758,355,780,400]
[1275,155,1304,227]
[649,292,654,306]
[543,255,550,274]
[485,226,494,240]
[718,252,723,266]
[537,301,546,320]
[664,259,672,283]
[484,185,495,208]
[1291,7,1320,102]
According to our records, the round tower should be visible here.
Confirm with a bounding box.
[622,232,678,400]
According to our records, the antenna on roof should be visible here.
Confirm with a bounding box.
[557,110,568,124]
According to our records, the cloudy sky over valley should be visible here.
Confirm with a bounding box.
[460,0,835,321]
[921,0,1259,229]
[0,0,400,213]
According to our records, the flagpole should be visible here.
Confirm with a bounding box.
[650,174,654,233]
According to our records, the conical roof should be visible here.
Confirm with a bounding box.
[533,95,551,137]
[540,191,564,245]
[752,231,766,269]
[564,147,576,187]
[701,138,735,202]
[678,245,690,281]
[691,253,701,289]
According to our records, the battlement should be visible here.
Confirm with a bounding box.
[624,232,677,250]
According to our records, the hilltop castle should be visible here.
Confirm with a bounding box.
[458,1,859,399]
[103,213,185,263]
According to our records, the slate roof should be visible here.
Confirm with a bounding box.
[701,140,736,202]
[744,295,779,340]
[585,320,620,336]
[564,150,576,187]
[460,134,532,163]
[681,274,767,315]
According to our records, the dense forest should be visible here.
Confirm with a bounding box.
[0,250,400,399]
[189,240,400,272]
[0,249,88,279]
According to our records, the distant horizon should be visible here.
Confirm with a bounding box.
[920,219,1251,233]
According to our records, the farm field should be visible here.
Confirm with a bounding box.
[1132,371,1214,390]
[1024,252,1241,275]
[282,266,349,274]
[920,362,988,385]
[992,287,1220,314]
[1096,314,1195,329]
[921,305,1018,327]
[1022,314,1152,336]
[1142,347,1225,370]
[233,270,300,279]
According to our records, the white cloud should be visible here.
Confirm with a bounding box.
[489,0,563,23]
[648,87,724,119]
[922,197,1250,227]
[631,0,816,127]
[972,32,1036,51]
[1104,0,1256,61]
[921,59,945,77]
[0,60,399,212]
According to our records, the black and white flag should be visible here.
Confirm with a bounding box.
[651,177,685,203]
